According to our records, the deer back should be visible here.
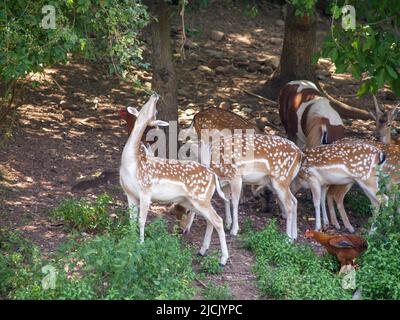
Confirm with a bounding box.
[209,134,302,183]
[334,138,400,184]
[301,143,385,182]
[192,107,261,137]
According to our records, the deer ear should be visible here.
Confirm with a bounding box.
[127,107,140,117]
[150,120,169,127]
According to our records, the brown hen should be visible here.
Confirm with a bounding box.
[305,230,368,273]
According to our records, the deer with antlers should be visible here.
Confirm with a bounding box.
[279,80,345,149]
[292,142,386,231]
[119,94,229,265]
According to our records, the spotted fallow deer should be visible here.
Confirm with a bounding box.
[325,97,399,232]
[187,107,265,204]
[121,106,263,224]
[326,138,400,233]
[291,142,386,231]
[119,94,229,265]
[184,133,302,240]
[279,80,345,148]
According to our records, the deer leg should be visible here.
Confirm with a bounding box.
[321,186,329,228]
[327,186,340,230]
[271,180,296,240]
[357,178,380,208]
[199,220,214,256]
[230,176,243,236]
[310,180,322,231]
[289,191,298,240]
[182,211,196,234]
[357,178,381,234]
[334,184,355,233]
[222,185,232,230]
[139,193,151,243]
[195,203,229,266]
[224,199,232,230]
[127,194,139,221]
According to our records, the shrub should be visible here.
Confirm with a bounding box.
[51,194,128,233]
[244,220,351,300]
[357,178,400,299]
[7,218,196,300]
[357,234,400,300]
[0,229,42,298]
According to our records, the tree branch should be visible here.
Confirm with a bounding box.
[317,84,373,120]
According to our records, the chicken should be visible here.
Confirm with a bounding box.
[305,230,368,273]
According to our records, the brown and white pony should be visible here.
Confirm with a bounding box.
[279,80,345,148]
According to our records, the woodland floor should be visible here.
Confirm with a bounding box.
[0,2,398,299]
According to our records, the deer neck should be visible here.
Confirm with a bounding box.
[121,120,148,169]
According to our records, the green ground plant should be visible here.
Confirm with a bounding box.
[357,173,400,299]
[244,220,352,300]
[1,196,196,299]
[245,169,400,300]
[197,250,224,275]
[51,194,128,233]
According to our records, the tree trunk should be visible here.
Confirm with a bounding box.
[261,4,317,100]
[146,0,178,158]
[261,5,372,120]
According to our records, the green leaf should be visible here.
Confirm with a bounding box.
[386,65,398,79]
[330,48,339,62]
[351,64,361,80]
[357,82,369,97]
[375,67,386,87]
[363,36,376,51]
[331,4,341,19]
[391,79,400,97]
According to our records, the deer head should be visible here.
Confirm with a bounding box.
[126,94,169,129]
[369,95,399,143]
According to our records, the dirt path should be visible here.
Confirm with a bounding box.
[0,1,397,299]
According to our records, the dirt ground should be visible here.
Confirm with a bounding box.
[0,2,398,299]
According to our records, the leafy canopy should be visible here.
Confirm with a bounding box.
[0,0,149,83]
[319,0,400,96]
